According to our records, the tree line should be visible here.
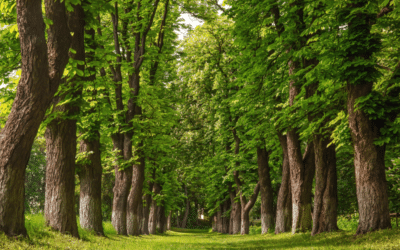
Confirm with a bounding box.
[0,0,399,241]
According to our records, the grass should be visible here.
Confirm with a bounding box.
[1,214,400,249]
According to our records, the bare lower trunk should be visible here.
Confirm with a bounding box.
[78,135,104,235]
[347,83,391,234]
[167,211,172,230]
[212,215,217,232]
[221,199,230,234]
[143,193,152,234]
[299,142,315,232]
[138,198,144,234]
[240,183,260,235]
[312,135,338,235]
[230,190,241,234]
[257,146,274,234]
[127,155,145,236]
[149,183,161,234]
[45,117,79,238]
[275,133,292,234]
[0,0,69,237]
[217,209,222,232]
[111,136,132,235]
[158,205,166,233]
[181,185,190,228]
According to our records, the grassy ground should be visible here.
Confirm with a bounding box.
[1,214,400,249]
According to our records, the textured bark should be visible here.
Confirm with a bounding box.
[143,175,155,234]
[111,135,132,235]
[257,146,274,234]
[299,142,315,232]
[221,198,230,234]
[138,198,144,234]
[44,3,84,238]
[158,205,166,234]
[212,215,217,232]
[216,209,222,232]
[0,0,70,237]
[347,83,391,234]
[181,185,190,228]
[167,211,172,230]
[312,136,338,235]
[78,134,104,235]
[230,188,241,234]
[149,183,161,234]
[275,133,292,234]
[239,183,260,235]
[127,155,145,236]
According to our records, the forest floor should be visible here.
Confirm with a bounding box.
[1,214,400,249]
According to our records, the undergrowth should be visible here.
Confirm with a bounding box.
[0,214,400,249]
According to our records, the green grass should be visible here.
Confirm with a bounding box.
[1,214,400,249]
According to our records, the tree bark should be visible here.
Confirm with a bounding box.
[347,83,391,234]
[0,0,70,237]
[217,209,222,232]
[181,185,190,228]
[167,211,172,230]
[275,133,292,234]
[212,215,217,232]
[299,142,315,232]
[78,134,104,235]
[127,155,145,236]
[221,198,230,234]
[229,188,241,234]
[77,28,104,236]
[257,146,274,234]
[158,204,166,233]
[312,135,338,235]
[143,173,155,234]
[240,183,260,235]
[149,182,161,234]
[44,3,84,239]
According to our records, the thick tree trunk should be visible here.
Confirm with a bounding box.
[257,146,274,234]
[127,154,145,236]
[221,198,230,234]
[275,133,292,234]
[240,183,260,235]
[230,189,241,234]
[311,135,338,235]
[167,211,172,230]
[78,134,104,235]
[44,3,84,239]
[217,209,223,233]
[347,83,391,234]
[158,205,166,234]
[0,0,70,237]
[299,142,315,232]
[212,215,217,232]
[181,185,190,228]
[143,190,153,234]
[138,197,144,234]
[149,183,161,234]
[111,135,132,235]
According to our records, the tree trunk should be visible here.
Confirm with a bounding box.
[167,211,172,230]
[149,182,161,234]
[257,146,274,234]
[138,197,144,234]
[275,133,292,234]
[78,134,104,235]
[217,209,223,232]
[181,185,190,228]
[230,189,241,234]
[143,169,156,234]
[221,198,230,234]
[44,3,84,239]
[212,215,217,232]
[0,0,70,237]
[127,153,145,236]
[311,135,338,235]
[347,83,391,234]
[158,205,166,234]
[240,183,260,235]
